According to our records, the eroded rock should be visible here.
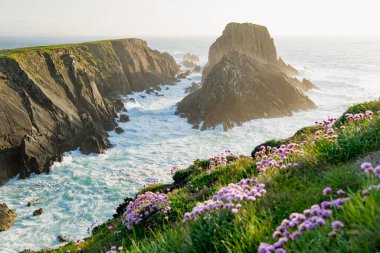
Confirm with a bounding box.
[177,22,317,130]
[177,51,316,130]
[33,208,43,216]
[115,127,125,134]
[119,114,130,122]
[0,203,16,232]
[57,234,69,242]
[0,38,179,185]
[27,199,38,207]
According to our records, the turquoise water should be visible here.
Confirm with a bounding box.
[0,36,380,252]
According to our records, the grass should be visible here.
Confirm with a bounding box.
[42,100,380,253]
[0,38,139,59]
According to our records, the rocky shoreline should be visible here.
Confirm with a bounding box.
[0,39,179,186]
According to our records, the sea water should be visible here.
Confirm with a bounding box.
[0,36,379,252]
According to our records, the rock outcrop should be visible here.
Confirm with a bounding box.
[184,82,201,94]
[177,52,316,130]
[0,203,16,232]
[33,208,43,216]
[0,39,179,185]
[182,53,201,72]
[177,23,316,130]
[181,53,199,68]
[202,23,300,81]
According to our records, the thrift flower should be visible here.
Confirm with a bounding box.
[323,187,332,196]
[331,220,344,230]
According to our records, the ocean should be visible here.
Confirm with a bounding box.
[0,36,379,252]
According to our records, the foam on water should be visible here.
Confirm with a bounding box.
[0,36,380,252]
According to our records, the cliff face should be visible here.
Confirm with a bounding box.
[0,39,179,185]
[177,23,316,130]
[202,23,298,81]
[177,52,316,130]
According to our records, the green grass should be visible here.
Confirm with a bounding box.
[43,100,380,253]
[0,38,138,58]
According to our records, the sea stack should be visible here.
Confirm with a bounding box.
[177,23,317,130]
[0,39,179,185]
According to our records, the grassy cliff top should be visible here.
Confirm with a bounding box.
[40,99,380,253]
[0,38,144,59]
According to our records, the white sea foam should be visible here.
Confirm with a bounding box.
[0,36,380,252]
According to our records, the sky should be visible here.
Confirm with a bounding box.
[0,0,380,37]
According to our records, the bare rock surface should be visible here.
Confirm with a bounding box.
[177,51,316,130]
[32,208,43,216]
[0,203,16,232]
[0,38,179,185]
[177,23,317,130]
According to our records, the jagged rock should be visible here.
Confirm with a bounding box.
[57,234,69,242]
[33,208,43,216]
[146,88,155,94]
[202,22,299,82]
[0,203,16,232]
[115,127,124,134]
[193,65,201,73]
[119,114,130,122]
[0,39,179,185]
[27,199,38,207]
[278,57,298,76]
[177,23,317,130]
[177,52,316,131]
[182,60,196,68]
[177,71,191,79]
[185,82,201,94]
[183,53,200,62]
[181,53,200,68]
[301,78,318,91]
[80,134,110,154]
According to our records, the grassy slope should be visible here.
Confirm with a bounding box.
[44,100,380,253]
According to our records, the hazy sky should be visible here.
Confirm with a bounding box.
[1,0,379,37]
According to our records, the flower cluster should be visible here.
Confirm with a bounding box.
[254,144,303,173]
[183,178,266,222]
[258,188,350,253]
[313,117,338,142]
[106,246,123,253]
[123,191,171,230]
[345,110,374,121]
[360,162,380,179]
[208,150,237,167]
[360,162,380,201]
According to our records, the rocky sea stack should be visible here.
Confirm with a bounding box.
[177,23,317,130]
[0,39,179,185]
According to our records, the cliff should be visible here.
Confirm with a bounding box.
[202,22,298,81]
[177,23,317,130]
[177,52,316,130]
[0,39,179,185]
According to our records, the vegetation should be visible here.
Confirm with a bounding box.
[0,38,132,58]
[43,100,380,253]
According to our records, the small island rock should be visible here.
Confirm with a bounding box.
[0,203,16,232]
